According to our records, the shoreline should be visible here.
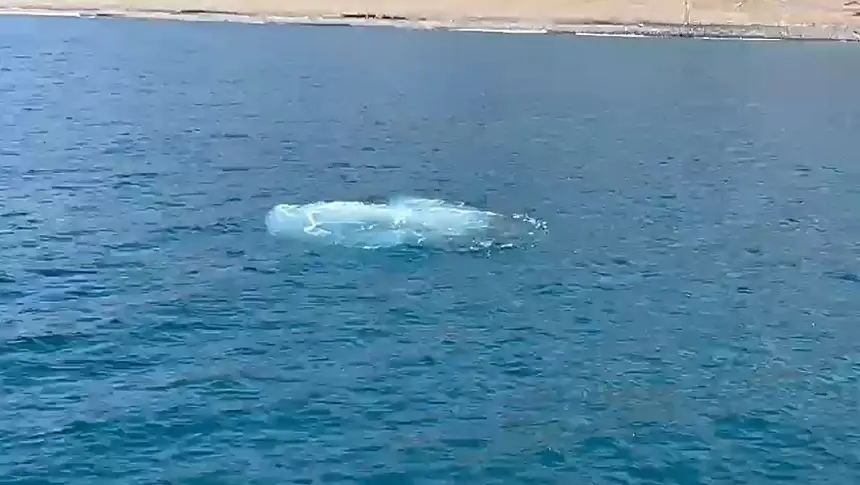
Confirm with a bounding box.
[1,6,859,42]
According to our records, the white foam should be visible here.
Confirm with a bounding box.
[265,197,545,250]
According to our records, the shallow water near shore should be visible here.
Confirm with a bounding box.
[2,15,860,484]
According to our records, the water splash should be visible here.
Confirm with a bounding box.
[264,197,547,251]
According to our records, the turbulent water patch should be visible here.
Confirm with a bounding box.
[264,197,547,250]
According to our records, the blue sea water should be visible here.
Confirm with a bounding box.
[2,15,860,484]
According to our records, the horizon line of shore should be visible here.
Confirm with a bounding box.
[2,5,859,42]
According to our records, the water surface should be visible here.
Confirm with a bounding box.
[2,16,860,484]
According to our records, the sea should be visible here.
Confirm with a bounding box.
[1,15,860,485]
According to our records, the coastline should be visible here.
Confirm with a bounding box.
[1,4,859,42]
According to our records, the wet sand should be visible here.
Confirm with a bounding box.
[1,0,859,40]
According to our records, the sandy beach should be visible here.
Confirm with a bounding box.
[1,0,859,40]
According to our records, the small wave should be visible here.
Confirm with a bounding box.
[264,197,547,251]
